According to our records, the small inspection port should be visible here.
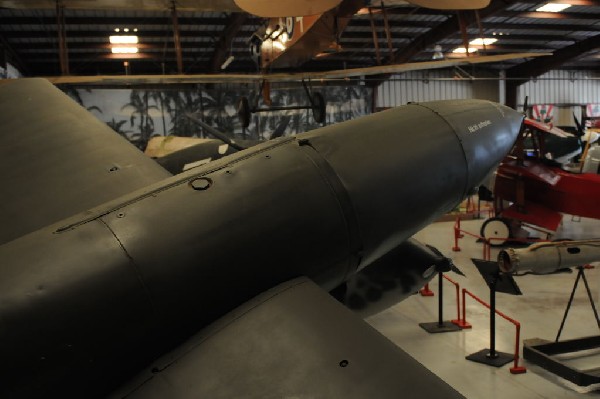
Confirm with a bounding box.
[189,177,212,191]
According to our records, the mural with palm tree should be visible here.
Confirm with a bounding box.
[62,86,103,115]
[68,84,372,150]
[106,118,131,137]
[121,90,158,148]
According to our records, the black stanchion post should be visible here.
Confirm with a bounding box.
[467,265,514,367]
[419,272,461,334]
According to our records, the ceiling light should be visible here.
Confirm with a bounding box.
[452,47,477,54]
[134,28,138,32]
[432,44,444,60]
[272,41,286,51]
[114,28,120,32]
[280,32,289,44]
[111,47,138,54]
[109,35,138,44]
[535,3,571,12]
[470,38,497,46]
[124,28,129,32]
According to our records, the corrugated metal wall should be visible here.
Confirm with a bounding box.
[376,70,474,108]
[517,70,600,106]
[376,69,600,112]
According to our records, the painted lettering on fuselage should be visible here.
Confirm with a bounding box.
[467,120,492,133]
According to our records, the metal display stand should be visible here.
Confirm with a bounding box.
[419,272,462,333]
[523,266,600,386]
[556,266,600,342]
[467,259,521,367]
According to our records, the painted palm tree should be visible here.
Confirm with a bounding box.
[201,87,239,136]
[62,86,103,115]
[150,90,168,136]
[163,89,205,137]
[121,90,158,148]
[106,118,131,138]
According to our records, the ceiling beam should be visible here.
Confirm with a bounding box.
[208,12,248,73]
[505,33,600,107]
[0,30,253,39]
[479,21,600,32]
[513,0,600,5]
[389,0,509,65]
[498,10,600,19]
[506,34,600,79]
[446,33,579,42]
[0,16,250,25]
[346,18,436,29]
[170,1,183,74]
[0,33,29,75]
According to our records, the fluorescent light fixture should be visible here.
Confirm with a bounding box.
[221,55,235,70]
[535,3,571,12]
[109,35,138,44]
[452,47,477,54]
[272,41,286,51]
[469,38,498,46]
[111,47,139,54]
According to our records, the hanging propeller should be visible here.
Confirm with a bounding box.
[426,244,465,276]
[573,112,585,138]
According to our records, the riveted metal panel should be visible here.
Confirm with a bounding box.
[0,220,155,397]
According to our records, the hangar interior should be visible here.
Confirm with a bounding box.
[1,0,600,398]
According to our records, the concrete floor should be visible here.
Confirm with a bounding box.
[367,215,600,398]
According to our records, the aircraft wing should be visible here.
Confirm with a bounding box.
[44,53,550,86]
[0,78,171,245]
[113,277,465,398]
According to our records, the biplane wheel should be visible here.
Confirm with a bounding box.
[311,92,326,124]
[237,96,251,128]
[480,217,512,247]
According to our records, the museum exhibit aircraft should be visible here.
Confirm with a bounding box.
[480,112,600,245]
[0,78,522,397]
[0,0,491,15]
[46,53,548,86]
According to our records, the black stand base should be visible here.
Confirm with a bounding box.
[419,321,461,333]
[466,349,513,367]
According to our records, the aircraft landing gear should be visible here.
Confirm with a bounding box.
[480,217,512,246]
[237,92,326,128]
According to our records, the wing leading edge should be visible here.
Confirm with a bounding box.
[45,53,550,86]
[113,277,466,398]
[0,78,171,245]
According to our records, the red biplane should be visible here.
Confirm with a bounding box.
[481,116,600,245]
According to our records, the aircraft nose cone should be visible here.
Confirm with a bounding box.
[419,100,522,195]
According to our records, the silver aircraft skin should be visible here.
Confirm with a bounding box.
[0,78,522,398]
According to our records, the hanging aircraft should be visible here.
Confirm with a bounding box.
[0,78,522,397]
[33,0,548,116]
[0,0,491,15]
